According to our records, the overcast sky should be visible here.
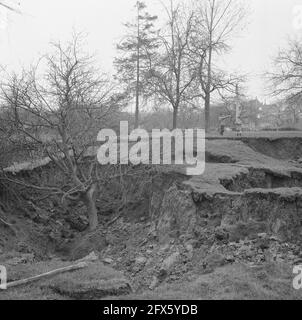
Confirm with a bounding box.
[0,0,302,103]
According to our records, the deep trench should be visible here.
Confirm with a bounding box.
[1,138,302,257]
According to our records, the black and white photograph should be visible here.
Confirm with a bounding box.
[0,0,302,307]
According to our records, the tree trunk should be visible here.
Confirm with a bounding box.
[173,107,178,129]
[204,91,210,133]
[135,79,139,129]
[294,112,299,124]
[204,30,213,133]
[135,5,140,129]
[135,52,140,129]
[83,183,98,231]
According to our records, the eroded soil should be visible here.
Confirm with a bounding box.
[1,137,302,300]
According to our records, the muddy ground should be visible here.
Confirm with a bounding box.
[1,137,302,300]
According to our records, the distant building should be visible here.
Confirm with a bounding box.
[213,98,263,131]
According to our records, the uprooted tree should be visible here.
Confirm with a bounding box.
[0,34,125,231]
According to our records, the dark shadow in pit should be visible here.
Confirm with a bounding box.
[242,138,302,160]
[219,169,302,192]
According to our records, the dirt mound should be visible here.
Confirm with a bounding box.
[0,257,131,300]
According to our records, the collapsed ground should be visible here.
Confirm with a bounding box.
[0,137,302,299]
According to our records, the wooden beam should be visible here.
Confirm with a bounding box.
[6,262,88,289]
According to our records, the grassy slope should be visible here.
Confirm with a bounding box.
[115,262,302,300]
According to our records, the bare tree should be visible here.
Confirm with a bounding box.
[192,0,246,132]
[269,38,302,125]
[0,34,123,230]
[270,39,302,98]
[146,1,196,129]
